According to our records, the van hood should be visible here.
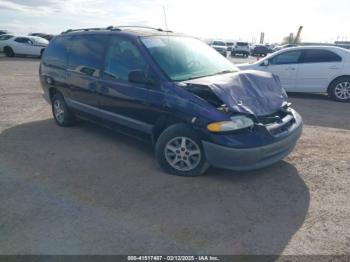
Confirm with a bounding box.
[184,70,288,116]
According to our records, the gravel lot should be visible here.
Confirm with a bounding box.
[0,55,349,255]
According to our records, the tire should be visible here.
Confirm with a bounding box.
[4,46,14,57]
[328,77,350,102]
[51,93,76,126]
[155,124,209,176]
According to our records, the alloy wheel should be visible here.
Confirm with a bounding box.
[164,136,201,171]
[53,99,65,123]
[334,81,350,100]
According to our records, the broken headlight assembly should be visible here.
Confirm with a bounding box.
[207,115,254,133]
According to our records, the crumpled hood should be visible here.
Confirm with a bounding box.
[185,70,288,116]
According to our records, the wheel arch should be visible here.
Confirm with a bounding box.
[3,45,12,50]
[327,75,350,93]
[49,86,60,102]
[3,45,14,53]
[151,115,183,146]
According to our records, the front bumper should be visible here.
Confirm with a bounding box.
[202,115,303,171]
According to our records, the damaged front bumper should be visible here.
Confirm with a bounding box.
[202,110,303,171]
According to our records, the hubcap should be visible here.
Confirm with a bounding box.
[164,137,201,172]
[53,99,65,123]
[334,81,350,100]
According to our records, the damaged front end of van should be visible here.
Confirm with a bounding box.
[180,70,303,171]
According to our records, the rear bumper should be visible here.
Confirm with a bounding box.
[214,49,227,55]
[202,117,303,171]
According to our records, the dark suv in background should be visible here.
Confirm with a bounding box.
[40,26,302,176]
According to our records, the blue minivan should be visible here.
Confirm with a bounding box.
[40,26,302,176]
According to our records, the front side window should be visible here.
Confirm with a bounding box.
[142,36,237,81]
[103,36,147,81]
[301,49,342,63]
[68,34,109,77]
[270,50,302,65]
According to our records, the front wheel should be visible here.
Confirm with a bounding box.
[4,46,14,57]
[155,124,209,176]
[328,77,350,102]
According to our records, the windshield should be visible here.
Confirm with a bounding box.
[31,36,48,44]
[0,35,13,41]
[141,36,238,81]
[212,41,226,46]
[237,42,248,46]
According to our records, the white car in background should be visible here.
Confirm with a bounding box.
[210,40,228,57]
[0,34,14,49]
[237,46,350,102]
[0,35,49,57]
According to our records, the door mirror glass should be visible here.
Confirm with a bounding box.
[262,59,269,66]
[128,70,153,85]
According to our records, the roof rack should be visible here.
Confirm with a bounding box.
[61,26,121,34]
[112,26,172,32]
[61,25,172,34]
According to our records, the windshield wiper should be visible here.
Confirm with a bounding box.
[179,70,236,81]
[216,70,236,75]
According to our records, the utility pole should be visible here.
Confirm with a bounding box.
[260,32,265,44]
[294,26,303,44]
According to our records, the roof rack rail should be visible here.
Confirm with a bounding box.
[61,25,172,34]
[61,26,121,34]
[111,26,173,33]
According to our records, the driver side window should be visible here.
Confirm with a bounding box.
[269,50,302,65]
[103,37,147,81]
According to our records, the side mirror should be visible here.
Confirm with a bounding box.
[27,40,33,45]
[128,70,154,85]
[262,59,269,66]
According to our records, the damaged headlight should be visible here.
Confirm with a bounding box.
[207,115,254,132]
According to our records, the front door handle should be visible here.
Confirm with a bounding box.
[329,66,339,69]
[99,86,109,94]
[286,67,296,71]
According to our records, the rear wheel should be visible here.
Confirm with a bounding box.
[328,77,350,102]
[155,124,209,176]
[51,93,76,126]
[4,46,14,57]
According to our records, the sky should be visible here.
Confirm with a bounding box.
[0,0,349,43]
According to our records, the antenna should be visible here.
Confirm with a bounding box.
[162,5,168,31]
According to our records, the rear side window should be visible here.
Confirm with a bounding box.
[103,36,147,81]
[301,49,342,63]
[68,34,108,77]
[14,37,31,44]
[270,50,302,65]
[42,36,70,69]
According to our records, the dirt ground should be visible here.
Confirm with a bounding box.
[0,56,349,255]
